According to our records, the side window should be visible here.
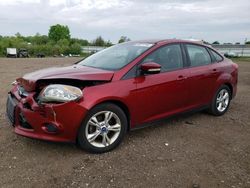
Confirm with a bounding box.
[186,44,211,67]
[210,49,223,62]
[142,44,183,72]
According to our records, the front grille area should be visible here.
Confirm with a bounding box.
[19,113,33,129]
[6,94,16,124]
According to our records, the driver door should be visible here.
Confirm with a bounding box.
[134,44,189,125]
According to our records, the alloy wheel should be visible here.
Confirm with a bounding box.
[216,89,230,112]
[85,111,121,148]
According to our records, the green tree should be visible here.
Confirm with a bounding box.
[69,43,82,54]
[57,38,70,47]
[245,41,250,44]
[48,24,70,42]
[92,36,105,46]
[33,33,49,45]
[105,40,113,47]
[212,41,220,45]
[0,25,93,57]
[118,36,130,43]
[51,44,62,55]
[70,38,89,46]
[15,32,22,38]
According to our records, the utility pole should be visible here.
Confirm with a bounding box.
[242,38,247,57]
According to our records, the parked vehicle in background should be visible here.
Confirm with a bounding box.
[36,53,45,58]
[72,54,80,57]
[17,49,29,58]
[224,52,238,58]
[6,48,17,58]
[6,39,238,153]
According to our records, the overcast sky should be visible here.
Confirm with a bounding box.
[0,0,249,43]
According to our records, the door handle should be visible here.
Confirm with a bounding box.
[177,75,187,81]
[211,68,217,74]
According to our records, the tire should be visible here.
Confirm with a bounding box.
[208,85,231,116]
[77,103,128,153]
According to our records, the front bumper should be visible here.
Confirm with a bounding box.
[6,86,88,143]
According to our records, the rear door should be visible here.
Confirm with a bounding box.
[184,44,216,107]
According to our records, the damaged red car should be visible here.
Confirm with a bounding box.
[6,39,238,153]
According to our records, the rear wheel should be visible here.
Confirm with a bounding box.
[209,85,231,116]
[77,103,128,153]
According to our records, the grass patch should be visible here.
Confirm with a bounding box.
[229,57,250,63]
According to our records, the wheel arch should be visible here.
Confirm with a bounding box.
[90,99,131,131]
[214,72,234,100]
[75,99,131,146]
[224,82,233,99]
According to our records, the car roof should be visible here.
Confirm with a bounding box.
[129,39,211,47]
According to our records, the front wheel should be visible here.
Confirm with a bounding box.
[77,103,128,153]
[209,85,231,116]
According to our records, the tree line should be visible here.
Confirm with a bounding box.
[212,41,250,45]
[0,24,130,57]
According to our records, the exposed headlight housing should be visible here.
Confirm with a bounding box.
[39,84,83,103]
[12,80,18,86]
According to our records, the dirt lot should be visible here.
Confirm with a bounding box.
[0,57,250,188]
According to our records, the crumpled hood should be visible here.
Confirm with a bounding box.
[17,65,114,91]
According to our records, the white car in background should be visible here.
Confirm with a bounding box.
[224,52,238,58]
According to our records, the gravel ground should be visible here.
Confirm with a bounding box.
[0,57,249,188]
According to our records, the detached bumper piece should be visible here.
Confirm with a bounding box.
[6,94,16,125]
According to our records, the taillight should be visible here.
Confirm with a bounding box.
[232,62,238,70]
[231,63,238,84]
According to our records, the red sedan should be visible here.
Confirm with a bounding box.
[6,39,238,153]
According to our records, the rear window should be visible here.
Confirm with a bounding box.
[186,44,211,67]
[210,49,223,62]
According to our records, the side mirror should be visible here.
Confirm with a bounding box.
[140,62,161,75]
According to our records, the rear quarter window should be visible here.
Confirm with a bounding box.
[209,49,223,62]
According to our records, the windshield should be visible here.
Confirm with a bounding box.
[78,42,154,70]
